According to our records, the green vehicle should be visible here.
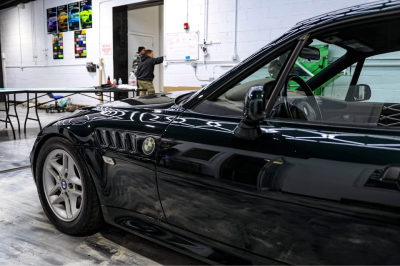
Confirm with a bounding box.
[80,5,92,27]
[269,44,347,95]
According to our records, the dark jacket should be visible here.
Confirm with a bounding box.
[137,55,164,81]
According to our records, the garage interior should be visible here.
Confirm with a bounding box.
[1,0,400,265]
[0,0,199,263]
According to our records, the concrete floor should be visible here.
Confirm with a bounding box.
[0,104,203,265]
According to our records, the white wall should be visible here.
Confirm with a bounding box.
[163,0,375,88]
[0,0,152,105]
[0,0,376,105]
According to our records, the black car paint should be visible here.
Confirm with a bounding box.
[30,1,400,264]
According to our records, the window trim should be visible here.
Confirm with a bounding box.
[264,117,400,134]
[187,103,400,133]
[265,34,311,117]
[349,58,365,87]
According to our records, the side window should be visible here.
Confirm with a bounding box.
[193,51,292,117]
[272,36,400,128]
[357,51,400,103]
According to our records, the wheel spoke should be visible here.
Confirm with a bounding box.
[69,176,82,186]
[69,193,82,217]
[47,166,60,182]
[49,160,63,175]
[63,195,72,219]
[68,189,82,196]
[62,153,68,175]
[51,195,64,205]
[48,184,60,196]
[67,156,76,178]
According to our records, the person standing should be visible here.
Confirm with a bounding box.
[132,46,146,76]
[137,50,164,96]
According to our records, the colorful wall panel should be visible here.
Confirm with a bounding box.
[53,33,64,59]
[75,30,87,58]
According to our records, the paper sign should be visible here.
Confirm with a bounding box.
[101,44,112,57]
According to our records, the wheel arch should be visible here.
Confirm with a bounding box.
[31,131,90,183]
[32,130,106,206]
[32,133,67,181]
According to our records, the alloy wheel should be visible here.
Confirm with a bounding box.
[43,149,83,222]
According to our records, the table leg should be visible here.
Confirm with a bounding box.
[5,95,7,129]
[13,93,20,134]
[24,92,29,134]
[5,94,16,140]
[35,93,42,130]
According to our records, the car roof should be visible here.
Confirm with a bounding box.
[293,0,400,32]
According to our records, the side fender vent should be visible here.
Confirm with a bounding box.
[115,132,126,151]
[108,131,116,149]
[95,129,106,147]
[95,128,138,154]
[125,133,137,153]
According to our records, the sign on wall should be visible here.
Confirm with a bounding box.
[75,30,87,58]
[53,33,64,59]
[101,44,112,57]
[57,5,68,33]
[47,7,57,34]
[68,2,80,31]
[80,0,92,29]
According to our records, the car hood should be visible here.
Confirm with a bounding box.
[97,90,195,109]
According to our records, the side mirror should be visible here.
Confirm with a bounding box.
[300,46,320,61]
[346,84,371,102]
[234,86,265,140]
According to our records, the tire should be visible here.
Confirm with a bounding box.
[35,137,103,235]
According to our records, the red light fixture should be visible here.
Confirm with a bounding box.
[184,22,189,30]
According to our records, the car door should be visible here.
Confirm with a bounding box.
[157,112,400,264]
[155,43,400,264]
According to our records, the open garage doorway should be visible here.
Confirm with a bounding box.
[113,1,164,99]
[128,4,164,92]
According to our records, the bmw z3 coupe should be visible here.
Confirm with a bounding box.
[31,1,400,264]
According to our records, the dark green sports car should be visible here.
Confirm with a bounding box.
[31,1,400,264]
